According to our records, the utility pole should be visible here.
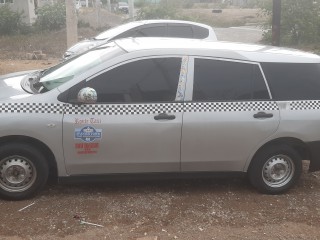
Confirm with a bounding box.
[272,0,281,46]
[66,0,78,48]
[95,0,101,29]
[107,0,111,12]
[128,0,134,19]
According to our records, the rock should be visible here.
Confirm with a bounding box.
[136,237,158,240]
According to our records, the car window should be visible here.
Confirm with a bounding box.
[167,24,193,38]
[261,63,320,100]
[193,58,270,101]
[192,26,209,39]
[112,29,136,40]
[69,58,182,103]
[37,43,124,92]
[135,25,167,37]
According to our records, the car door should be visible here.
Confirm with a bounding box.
[181,57,280,172]
[63,57,185,175]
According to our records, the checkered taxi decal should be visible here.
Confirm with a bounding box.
[0,103,63,114]
[290,101,320,110]
[64,103,184,115]
[0,101,280,115]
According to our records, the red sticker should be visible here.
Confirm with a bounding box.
[75,142,99,155]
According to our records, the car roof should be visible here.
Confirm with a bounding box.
[114,37,320,63]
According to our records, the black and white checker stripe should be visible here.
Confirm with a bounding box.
[0,103,63,114]
[0,101,280,115]
[64,103,184,115]
[184,101,279,112]
[290,101,320,110]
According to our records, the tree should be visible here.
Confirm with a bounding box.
[34,2,66,31]
[259,0,320,45]
[0,4,26,35]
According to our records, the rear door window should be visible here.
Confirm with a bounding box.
[193,58,270,101]
[167,24,194,38]
[135,24,167,37]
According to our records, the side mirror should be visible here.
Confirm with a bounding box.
[77,87,97,104]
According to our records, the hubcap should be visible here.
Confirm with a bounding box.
[262,154,295,188]
[0,156,36,192]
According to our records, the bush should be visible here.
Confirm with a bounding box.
[0,4,27,35]
[34,2,66,31]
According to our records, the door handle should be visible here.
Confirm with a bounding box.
[253,112,274,119]
[154,113,176,120]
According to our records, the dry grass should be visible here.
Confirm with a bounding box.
[0,28,98,60]
[180,8,267,28]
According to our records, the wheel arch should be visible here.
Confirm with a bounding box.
[0,135,58,181]
[246,137,309,172]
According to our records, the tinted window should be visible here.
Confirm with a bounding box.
[167,24,193,38]
[69,58,181,103]
[113,29,135,39]
[192,26,209,39]
[135,26,166,37]
[193,59,269,101]
[261,63,320,100]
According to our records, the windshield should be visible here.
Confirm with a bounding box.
[95,21,142,40]
[28,42,123,93]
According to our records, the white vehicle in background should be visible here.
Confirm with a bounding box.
[63,19,218,60]
[117,2,129,14]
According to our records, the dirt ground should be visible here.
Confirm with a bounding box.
[0,168,320,240]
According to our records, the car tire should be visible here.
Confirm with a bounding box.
[0,143,49,200]
[248,144,302,194]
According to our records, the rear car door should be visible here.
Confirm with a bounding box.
[63,57,185,175]
[181,57,280,172]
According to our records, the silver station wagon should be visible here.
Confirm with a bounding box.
[1,38,320,200]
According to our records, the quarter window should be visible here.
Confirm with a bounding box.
[71,58,182,103]
[192,26,209,39]
[193,59,270,101]
[261,63,320,100]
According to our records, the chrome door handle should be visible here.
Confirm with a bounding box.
[154,113,176,120]
[253,112,273,119]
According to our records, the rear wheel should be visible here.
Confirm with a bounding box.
[0,143,48,200]
[248,145,302,194]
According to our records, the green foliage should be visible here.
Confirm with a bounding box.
[34,3,66,31]
[259,0,320,45]
[181,0,194,9]
[136,0,179,20]
[0,4,27,35]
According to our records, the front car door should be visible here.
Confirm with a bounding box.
[181,57,280,172]
[63,56,185,175]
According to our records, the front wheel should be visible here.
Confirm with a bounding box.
[0,143,49,200]
[248,145,302,194]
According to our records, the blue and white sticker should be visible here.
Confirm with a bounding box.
[74,126,102,143]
